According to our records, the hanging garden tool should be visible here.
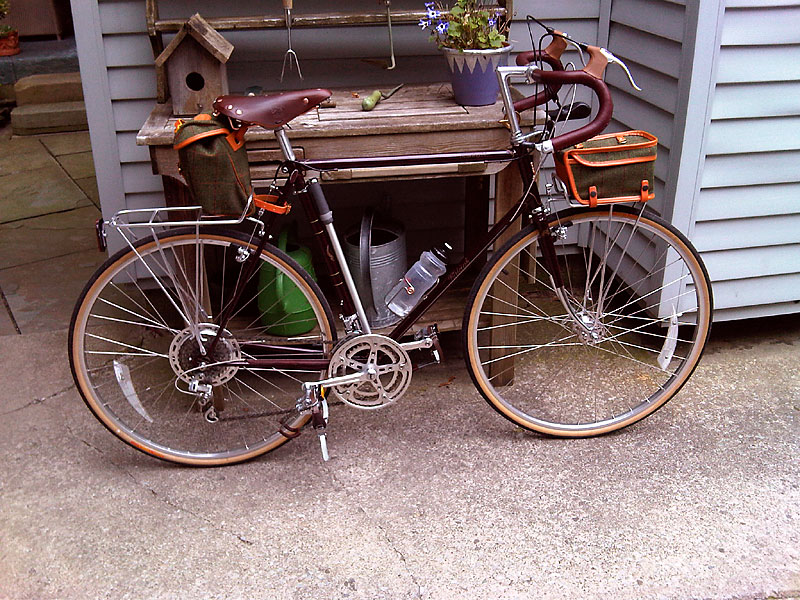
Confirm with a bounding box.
[362,0,397,70]
[361,83,404,111]
[280,0,303,81]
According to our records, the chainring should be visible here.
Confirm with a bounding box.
[327,334,412,409]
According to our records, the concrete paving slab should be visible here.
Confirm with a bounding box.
[0,247,105,334]
[55,151,95,181]
[0,163,90,223]
[0,205,100,269]
[0,318,797,599]
[38,131,91,156]
[73,176,99,208]
[0,141,54,175]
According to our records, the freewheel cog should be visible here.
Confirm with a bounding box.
[168,324,241,386]
[327,334,412,409]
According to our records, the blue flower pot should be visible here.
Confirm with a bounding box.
[442,44,513,106]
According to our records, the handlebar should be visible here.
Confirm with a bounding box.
[509,37,618,153]
[532,67,613,152]
[513,33,567,112]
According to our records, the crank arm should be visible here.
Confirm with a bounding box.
[302,371,366,392]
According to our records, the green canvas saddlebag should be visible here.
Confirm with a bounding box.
[173,113,252,216]
[555,130,657,206]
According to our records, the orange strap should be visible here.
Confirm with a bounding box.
[640,180,651,202]
[253,194,291,215]
[588,186,598,208]
[173,128,228,150]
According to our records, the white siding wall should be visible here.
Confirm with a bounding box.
[691,1,800,320]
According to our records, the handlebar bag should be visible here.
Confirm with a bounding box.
[173,113,252,216]
[555,130,657,207]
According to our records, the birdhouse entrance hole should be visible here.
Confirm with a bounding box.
[185,72,206,92]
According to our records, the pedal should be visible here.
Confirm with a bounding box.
[310,388,330,461]
[412,324,443,370]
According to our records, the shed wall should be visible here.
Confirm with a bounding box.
[690,0,800,320]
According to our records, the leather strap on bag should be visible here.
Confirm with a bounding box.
[173,128,229,150]
[253,194,292,214]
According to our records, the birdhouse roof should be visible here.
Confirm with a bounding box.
[155,13,234,68]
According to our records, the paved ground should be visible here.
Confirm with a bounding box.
[0,127,798,599]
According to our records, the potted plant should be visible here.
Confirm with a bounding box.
[420,0,511,106]
[0,0,20,57]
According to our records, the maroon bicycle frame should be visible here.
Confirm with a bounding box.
[224,143,557,371]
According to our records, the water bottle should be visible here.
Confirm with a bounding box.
[385,244,450,317]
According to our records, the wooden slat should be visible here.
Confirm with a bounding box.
[152,8,509,32]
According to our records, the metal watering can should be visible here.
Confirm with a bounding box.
[344,209,407,329]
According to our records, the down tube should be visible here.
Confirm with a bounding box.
[387,169,532,340]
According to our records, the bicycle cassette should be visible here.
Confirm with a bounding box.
[327,334,412,409]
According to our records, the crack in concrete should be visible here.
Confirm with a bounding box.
[70,432,258,549]
[0,382,75,417]
[326,466,423,598]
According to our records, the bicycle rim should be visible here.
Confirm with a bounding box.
[69,228,336,465]
[463,206,712,436]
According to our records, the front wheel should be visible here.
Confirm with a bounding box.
[463,205,712,436]
[69,227,337,465]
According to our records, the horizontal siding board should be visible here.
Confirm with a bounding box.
[103,33,154,67]
[98,0,147,35]
[112,99,157,132]
[721,6,800,45]
[701,151,800,188]
[607,24,682,79]
[710,272,800,309]
[108,66,156,100]
[702,244,800,281]
[693,214,800,252]
[610,0,685,43]
[607,93,674,148]
[513,0,600,19]
[711,82,800,119]
[717,45,800,84]
[117,133,152,163]
[695,183,800,221]
[713,301,800,322]
[121,163,163,194]
[705,116,800,154]
[606,64,678,114]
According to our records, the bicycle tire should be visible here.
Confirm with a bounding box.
[69,227,337,465]
[462,205,712,436]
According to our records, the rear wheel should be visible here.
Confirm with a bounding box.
[69,227,336,465]
[463,206,712,436]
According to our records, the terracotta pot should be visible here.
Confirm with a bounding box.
[0,30,20,56]
[441,44,512,106]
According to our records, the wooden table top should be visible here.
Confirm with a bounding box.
[137,83,524,149]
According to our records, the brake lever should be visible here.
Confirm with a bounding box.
[599,48,642,91]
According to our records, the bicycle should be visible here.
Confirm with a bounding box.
[68,22,713,465]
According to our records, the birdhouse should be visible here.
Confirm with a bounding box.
[154,13,234,115]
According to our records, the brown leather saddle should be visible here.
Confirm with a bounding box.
[213,89,332,130]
